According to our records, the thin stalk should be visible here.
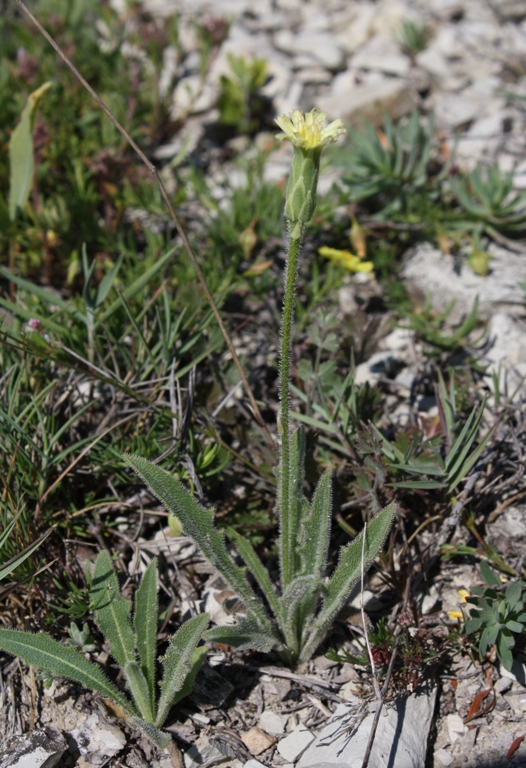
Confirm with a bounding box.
[279,230,303,589]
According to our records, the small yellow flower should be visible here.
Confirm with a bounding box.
[447,611,463,621]
[458,589,470,603]
[319,246,374,274]
[275,108,346,151]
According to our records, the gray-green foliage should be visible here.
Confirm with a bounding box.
[124,446,395,666]
[0,552,208,748]
[462,562,526,672]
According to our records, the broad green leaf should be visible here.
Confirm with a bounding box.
[91,551,136,670]
[0,630,135,716]
[134,558,158,712]
[480,560,501,588]
[8,82,52,221]
[155,613,209,728]
[124,455,270,630]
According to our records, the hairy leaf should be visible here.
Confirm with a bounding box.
[91,551,136,670]
[0,630,135,716]
[124,455,270,629]
[298,468,332,581]
[299,503,395,663]
[134,557,158,711]
[155,614,209,728]
[124,661,154,723]
[204,614,280,653]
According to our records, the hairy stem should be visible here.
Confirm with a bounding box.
[279,228,303,589]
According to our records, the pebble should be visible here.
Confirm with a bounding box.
[241,726,276,756]
[277,725,316,763]
[258,710,287,736]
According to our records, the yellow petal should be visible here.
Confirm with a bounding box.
[458,589,470,603]
[447,611,463,621]
[275,108,346,150]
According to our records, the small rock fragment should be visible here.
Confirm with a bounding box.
[0,728,66,768]
[258,710,287,736]
[446,714,466,744]
[277,725,315,763]
[241,727,276,756]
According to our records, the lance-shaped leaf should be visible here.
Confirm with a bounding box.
[278,574,319,658]
[134,557,158,712]
[90,551,136,670]
[123,661,155,723]
[297,468,332,581]
[155,614,209,728]
[128,718,171,750]
[298,503,395,663]
[124,455,270,630]
[0,630,135,716]
[204,614,280,653]
[8,82,52,221]
[226,527,281,621]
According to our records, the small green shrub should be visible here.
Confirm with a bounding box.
[463,562,526,671]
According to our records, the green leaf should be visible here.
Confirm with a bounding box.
[169,645,207,709]
[134,558,158,713]
[123,455,270,630]
[8,82,52,221]
[497,632,514,671]
[0,527,52,582]
[278,575,318,657]
[298,469,332,581]
[90,551,136,670]
[128,718,171,749]
[0,630,135,716]
[204,614,280,653]
[480,561,501,588]
[123,661,155,723]
[298,503,395,663]
[155,614,209,728]
[226,527,281,621]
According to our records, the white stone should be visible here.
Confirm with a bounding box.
[277,726,315,763]
[292,31,346,71]
[71,714,126,762]
[446,714,467,743]
[352,34,410,76]
[0,729,66,768]
[334,4,376,54]
[401,242,526,323]
[258,710,287,736]
[318,70,414,127]
[455,111,509,165]
[243,761,267,768]
[434,748,454,767]
[298,691,437,768]
[415,47,466,91]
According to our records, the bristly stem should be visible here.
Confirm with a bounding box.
[279,229,303,589]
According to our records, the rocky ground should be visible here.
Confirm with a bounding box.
[3,0,526,767]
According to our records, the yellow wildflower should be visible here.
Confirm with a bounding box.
[318,246,374,274]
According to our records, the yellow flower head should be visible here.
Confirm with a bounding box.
[275,108,346,151]
[319,246,374,274]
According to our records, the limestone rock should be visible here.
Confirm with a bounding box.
[401,242,526,323]
[0,729,66,768]
[298,690,437,768]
